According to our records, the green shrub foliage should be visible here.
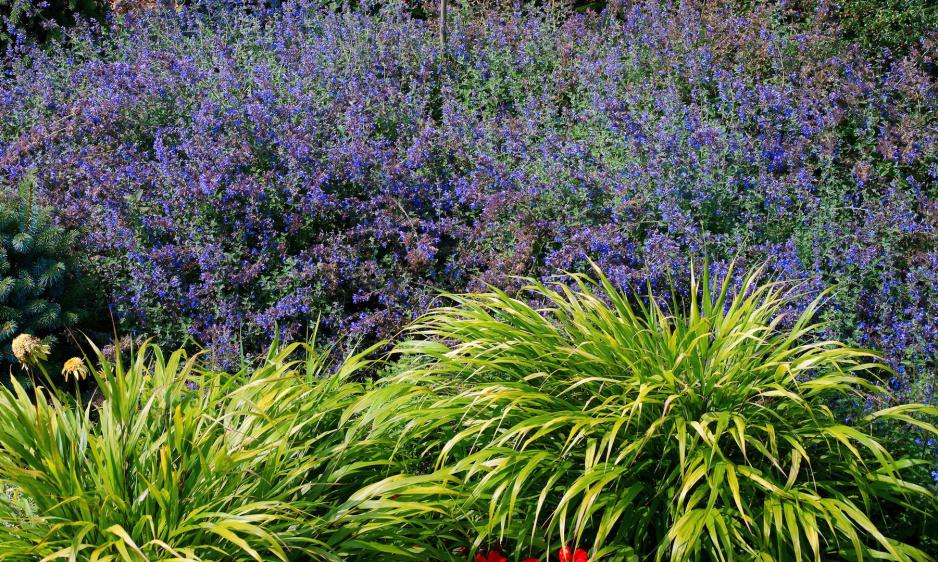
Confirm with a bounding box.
[828,0,938,59]
[0,176,84,366]
[0,0,106,48]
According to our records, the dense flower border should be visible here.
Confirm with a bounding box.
[0,1,935,403]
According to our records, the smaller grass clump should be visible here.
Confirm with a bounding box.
[0,334,385,561]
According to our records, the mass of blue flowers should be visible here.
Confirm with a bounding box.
[0,0,935,425]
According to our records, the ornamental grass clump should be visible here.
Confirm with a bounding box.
[358,263,938,561]
[0,335,386,561]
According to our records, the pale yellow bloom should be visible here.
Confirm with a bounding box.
[62,357,89,382]
[10,334,50,368]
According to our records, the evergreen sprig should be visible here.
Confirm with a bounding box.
[0,175,84,368]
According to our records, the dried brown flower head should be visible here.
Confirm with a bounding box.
[11,334,50,368]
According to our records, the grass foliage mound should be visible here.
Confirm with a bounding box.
[361,265,938,560]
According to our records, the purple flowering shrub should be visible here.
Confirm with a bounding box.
[0,1,936,400]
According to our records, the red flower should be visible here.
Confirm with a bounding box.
[558,546,589,562]
[476,551,506,562]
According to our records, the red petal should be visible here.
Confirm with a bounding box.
[522,559,540,562]
[476,556,487,562]
[489,551,505,562]
[559,546,574,562]
[574,549,589,562]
